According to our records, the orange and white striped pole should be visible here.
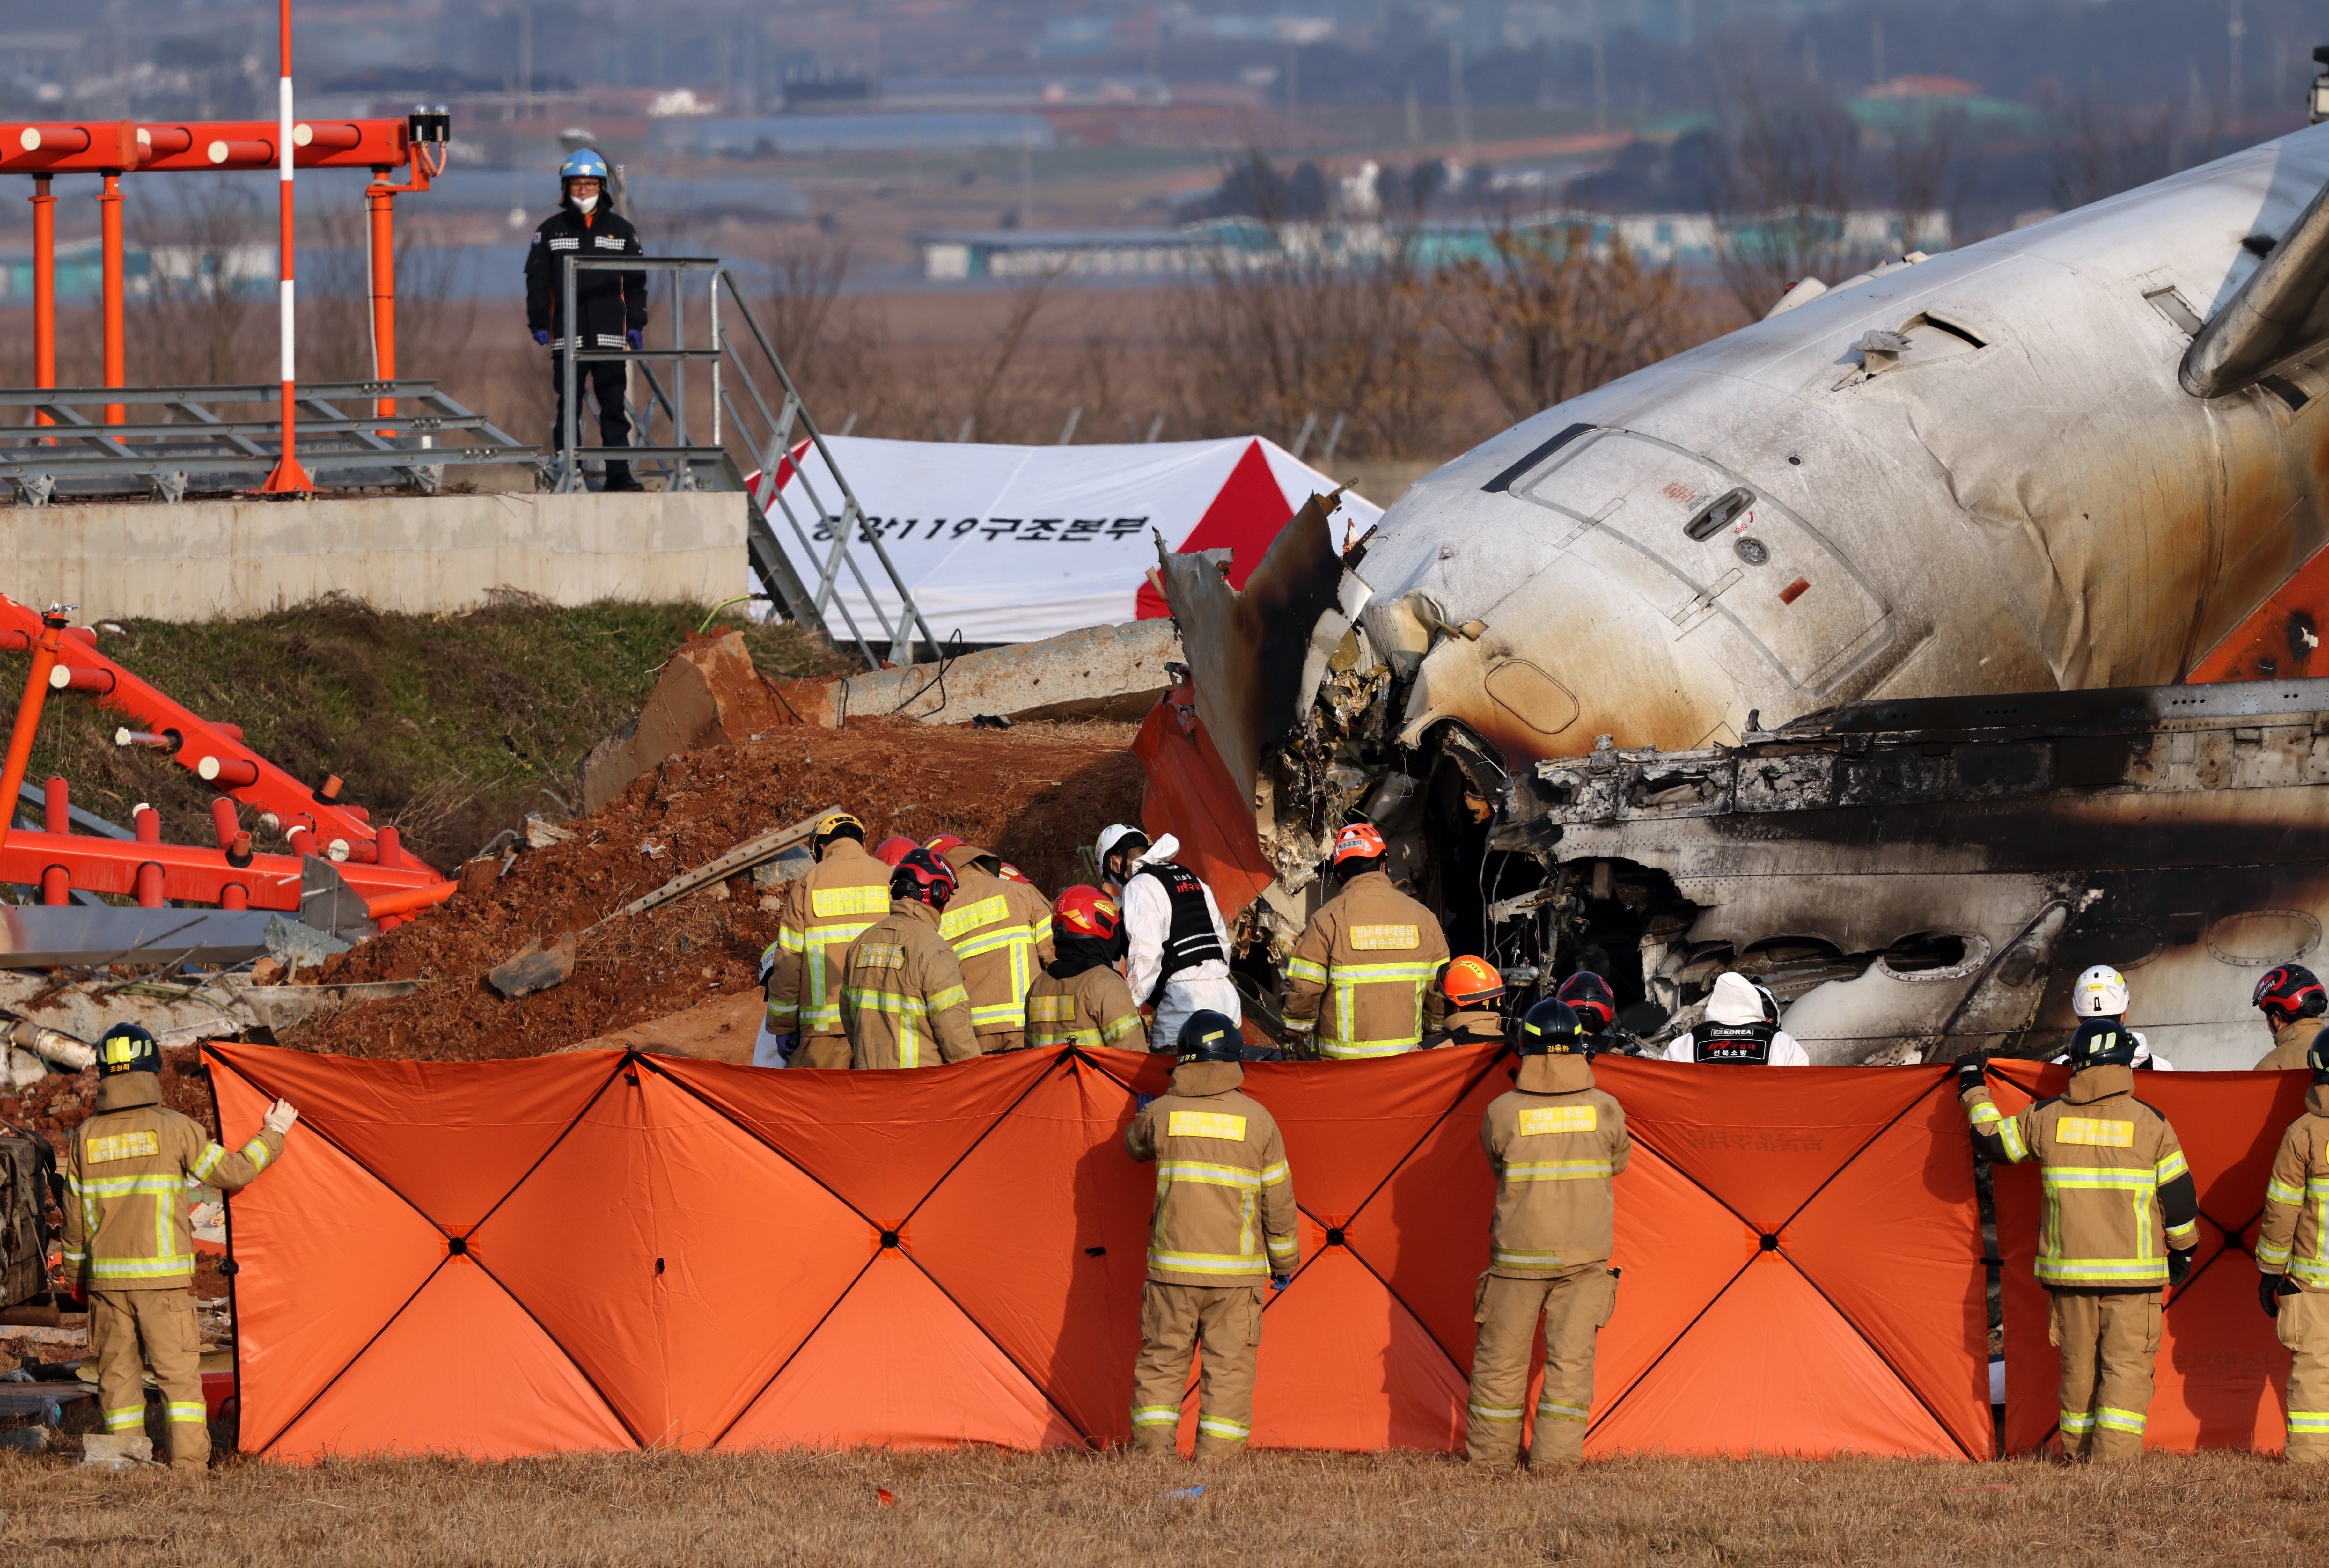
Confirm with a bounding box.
[261,0,314,492]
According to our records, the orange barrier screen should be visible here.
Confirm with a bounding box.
[207,1044,2011,1460]
[1988,1059,2310,1453]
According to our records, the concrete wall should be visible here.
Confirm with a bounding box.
[0,491,744,619]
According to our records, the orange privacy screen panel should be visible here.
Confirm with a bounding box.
[214,1043,2039,1460]
[1989,1059,2309,1454]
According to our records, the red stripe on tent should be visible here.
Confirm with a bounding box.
[1134,439,1294,619]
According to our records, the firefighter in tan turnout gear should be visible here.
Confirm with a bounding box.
[933,836,1054,1053]
[1282,822,1449,1059]
[1960,1008,2201,1460]
[2252,964,2328,1072]
[1466,999,1629,1467]
[62,1025,297,1470]
[760,811,893,1069]
[1423,956,1510,1048]
[1025,886,1146,1051]
[2257,1030,2329,1462]
[1124,1011,1299,1458]
[841,848,979,1069]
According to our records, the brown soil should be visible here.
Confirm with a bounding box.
[283,716,1144,1063]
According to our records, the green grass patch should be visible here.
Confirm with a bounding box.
[7,596,843,874]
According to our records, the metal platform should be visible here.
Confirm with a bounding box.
[0,380,534,504]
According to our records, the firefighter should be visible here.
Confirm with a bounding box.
[1466,998,1629,1467]
[1124,1011,1299,1458]
[1281,822,1451,1059]
[2253,964,2328,1072]
[1558,971,1628,1056]
[1662,971,1811,1064]
[1424,956,1509,1047]
[936,839,1055,1053]
[871,834,918,867]
[840,848,979,1068]
[1098,824,1241,1049]
[759,811,892,1070]
[523,148,648,492]
[2257,1031,2329,1462]
[62,1024,297,1471]
[1026,885,1146,1051]
[1960,1016,2201,1460]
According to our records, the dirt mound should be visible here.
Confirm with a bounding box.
[287,717,1144,1063]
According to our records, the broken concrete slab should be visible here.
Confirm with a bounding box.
[578,629,792,815]
[781,619,1183,728]
[0,975,259,1058]
[226,979,421,1033]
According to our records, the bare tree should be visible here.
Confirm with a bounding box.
[132,182,269,386]
[1703,80,1879,319]
[2044,92,2178,211]
[1438,223,1692,422]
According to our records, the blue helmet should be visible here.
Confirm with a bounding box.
[559,148,609,182]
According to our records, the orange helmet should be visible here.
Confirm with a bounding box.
[1441,956,1505,1007]
[924,832,967,857]
[872,835,919,867]
[1053,884,1121,941]
[1332,821,1388,867]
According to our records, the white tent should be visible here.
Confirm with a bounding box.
[757,435,1382,644]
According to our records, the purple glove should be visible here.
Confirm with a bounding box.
[626,329,643,351]
[532,329,550,347]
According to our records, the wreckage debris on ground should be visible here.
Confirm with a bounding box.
[289,716,1144,1064]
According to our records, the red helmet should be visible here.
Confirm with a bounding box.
[872,835,918,867]
[890,847,958,911]
[2253,964,2326,1024]
[1556,971,1616,1031]
[924,832,967,858]
[1440,956,1505,1007]
[998,861,1034,886]
[1053,884,1121,941]
[1332,821,1388,867]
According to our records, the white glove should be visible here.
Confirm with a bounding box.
[262,1099,298,1136]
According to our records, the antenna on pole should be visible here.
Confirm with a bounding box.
[262,0,314,492]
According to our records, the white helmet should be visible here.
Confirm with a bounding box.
[1095,823,1149,866]
[2073,964,2128,1018]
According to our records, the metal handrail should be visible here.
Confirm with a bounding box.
[554,252,936,668]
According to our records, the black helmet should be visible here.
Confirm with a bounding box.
[1176,1010,1244,1064]
[1516,999,1583,1056]
[2065,1016,2139,1072]
[2311,1033,2329,1085]
[1555,971,1615,1032]
[97,1022,160,1078]
[2254,964,2327,1027]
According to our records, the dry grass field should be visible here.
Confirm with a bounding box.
[0,1447,2324,1566]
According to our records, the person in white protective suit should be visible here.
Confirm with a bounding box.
[1664,971,1812,1065]
[1095,823,1242,1051]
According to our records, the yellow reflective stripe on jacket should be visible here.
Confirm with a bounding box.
[1146,1248,1268,1276]
[2094,1406,2146,1434]
[1282,1014,1317,1035]
[1259,1160,1289,1186]
[2259,1240,2295,1269]
[1285,956,1329,984]
[1098,1012,1141,1046]
[1503,1159,1615,1181]
[2154,1150,2190,1184]
[2042,1167,2153,1191]
[2268,1177,2307,1206]
[2037,1256,2168,1284]
[1491,1245,1566,1269]
[2289,1410,2329,1433]
[1265,1232,1297,1263]
[1968,1100,2029,1162]
[1158,1160,1264,1189]
[777,927,808,955]
[2057,1410,2096,1434]
[1318,1037,1420,1059]
[939,894,1010,940]
[800,919,882,1031]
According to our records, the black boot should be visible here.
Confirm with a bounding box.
[602,462,643,493]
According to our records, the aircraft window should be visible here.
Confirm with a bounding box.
[1682,486,1752,542]
[2262,374,2311,413]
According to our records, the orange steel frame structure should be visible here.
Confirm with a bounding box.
[0,113,445,441]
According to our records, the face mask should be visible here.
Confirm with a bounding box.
[574,191,598,214]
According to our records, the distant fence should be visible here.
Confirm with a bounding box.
[205,1042,2299,1461]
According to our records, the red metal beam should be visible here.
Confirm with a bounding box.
[0,118,412,174]
[1,827,436,911]
[0,597,439,874]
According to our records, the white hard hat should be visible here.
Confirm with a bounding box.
[1095,823,1149,864]
[2073,964,2128,1018]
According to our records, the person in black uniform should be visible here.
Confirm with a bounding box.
[524,149,648,491]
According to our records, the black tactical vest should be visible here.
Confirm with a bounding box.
[1693,1019,1777,1064]
[1130,861,1226,1001]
